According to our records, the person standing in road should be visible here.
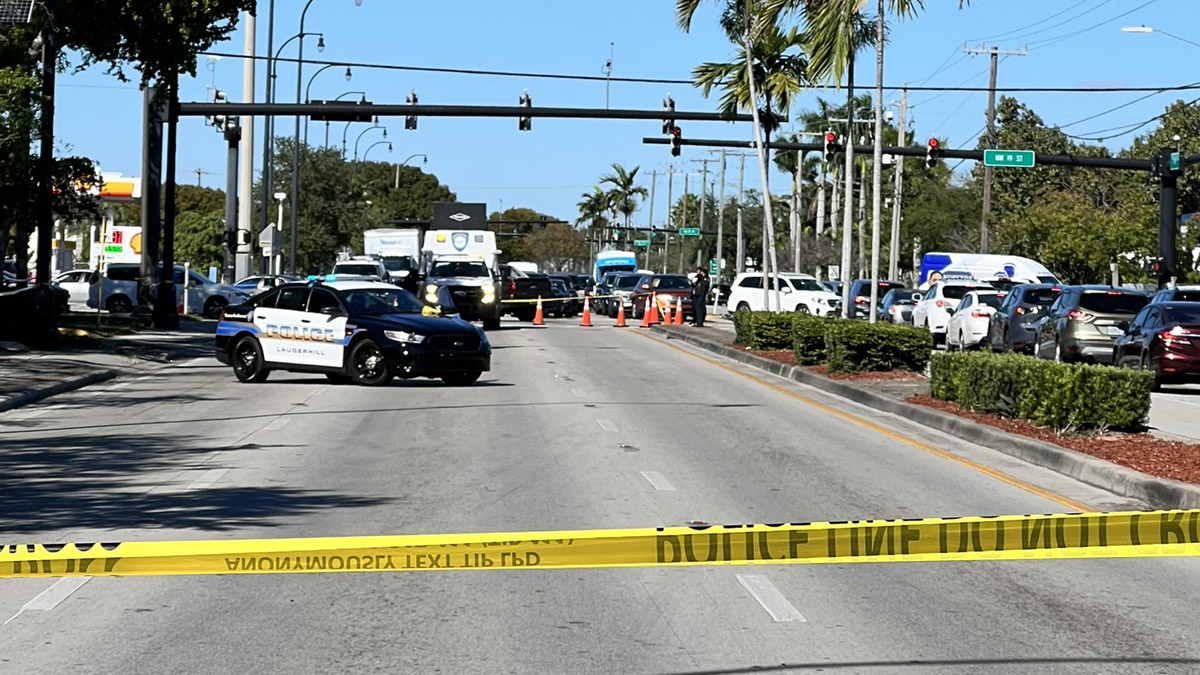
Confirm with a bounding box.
[692,267,710,327]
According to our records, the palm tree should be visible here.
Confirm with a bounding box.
[599,163,648,233]
[677,0,808,311]
[576,186,612,251]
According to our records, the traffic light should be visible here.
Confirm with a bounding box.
[823,131,840,163]
[925,137,942,168]
[405,91,418,130]
[670,126,682,157]
[662,94,675,135]
[518,91,532,131]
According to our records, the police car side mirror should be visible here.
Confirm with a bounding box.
[320,306,346,317]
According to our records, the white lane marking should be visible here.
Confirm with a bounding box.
[639,471,676,492]
[4,578,91,626]
[263,417,291,431]
[185,468,228,491]
[596,419,619,433]
[736,574,807,623]
[300,386,325,404]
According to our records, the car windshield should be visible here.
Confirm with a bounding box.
[787,277,826,292]
[857,283,901,297]
[1024,288,1062,306]
[1171,289,1200,302]
[551,280,569,293]
[614,275,641,289]
[653,276,692,290]
[334,264,381,276]
[976,294,1003,309]
[1079,291,1148,314]
[339,287,425,315]
[943,285,990,300]
[382,257,415,272]
[430,261,490,278]
[1166,306,1200,324]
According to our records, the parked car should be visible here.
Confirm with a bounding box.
[87,263,250,318]
[911,280,994,341]
[945,290,1004,351]
[1034,286,1149,363]
[548,278,581,317]
[233,275,303,294]
[595,271,636,314]
[846,279,907,319]
[550,274,589,301]
[629,274,694,320]
[497,264,553,322]
[1113,301,1200,388]
[52,269,95,307]
[820,280,842,296]
[986,284,1063,353]
[1150,285,1200,304]
[727,272,841,316]
[331,258,389,281]
[877,287,916,324]
[606,272,645,318]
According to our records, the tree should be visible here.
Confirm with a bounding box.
[491,207,558,263]
[174,210,224,271]
[599,163,648,230]
[524,224,588,272]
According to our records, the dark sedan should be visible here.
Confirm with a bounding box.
[1113,301,1200,389]
[987,284,1063,353]
[847,279,906,318]
[877,287,916,324]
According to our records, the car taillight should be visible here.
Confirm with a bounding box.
[855,297,867,304]
[1163,326,1192,345]
[1068,309,1094,322]
[509,281,516,294]
[1015,306,1027,315]
[971,310,990,318]
[889,306,897,315]
[935,300,945,308]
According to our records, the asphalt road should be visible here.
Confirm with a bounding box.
[1,315,1198,674]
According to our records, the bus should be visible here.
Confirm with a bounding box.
[594,250,637,284]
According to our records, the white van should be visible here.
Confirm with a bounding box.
[919,253,1059,290]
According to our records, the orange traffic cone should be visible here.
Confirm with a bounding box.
[674,295,685,326]
[639,296,653,328]
[533,296,545,326]
[580,295,593,327]
[648,294,661,325]
[614,299,628,328]
[662,296,673,325]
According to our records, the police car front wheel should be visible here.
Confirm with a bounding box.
[231,336,270,383]
[349,339,392,386]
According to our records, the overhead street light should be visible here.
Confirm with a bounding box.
[363,140,392,163]
[354,124,387,161]
[1121,25,1200,49]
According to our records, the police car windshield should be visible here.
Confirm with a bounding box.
[340,288,425,315]
[431,261,490,278]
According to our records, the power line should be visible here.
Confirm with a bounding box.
[1028,0,1161,50]
[907,48,968,86]
[1062,96,1200,142]
[1058,81,1200,130]
[1001,0,1117,42]
[966,0,1093,43]
[202,50,1200,95]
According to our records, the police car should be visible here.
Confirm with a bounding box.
[215,278,491,386]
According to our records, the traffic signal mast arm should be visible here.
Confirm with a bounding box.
[179,102,754,123]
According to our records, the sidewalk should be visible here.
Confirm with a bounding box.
[0,320,214,413]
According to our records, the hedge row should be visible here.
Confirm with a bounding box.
[733,311,932,374]
[930,352,1152,431]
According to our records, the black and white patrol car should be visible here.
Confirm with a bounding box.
[215,279,491,386]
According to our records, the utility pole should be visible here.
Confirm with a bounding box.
[664,166,674,274]
[604,43,614,109]
[236,9,255,281]
[646,169,657,271]
[736,154,746,275]
[870,3,884,324]
[681,173,690,276]
[697,158,709,271]
[716,151,727,280]
[965,43,1026,253]
[840,50,856,318]
[792,150,802,274]
[890,87,908,280]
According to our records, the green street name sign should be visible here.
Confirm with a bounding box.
[983,149,1036,168]
[709,259,719,275]
[680,228,700,236]
[633,239,651,247]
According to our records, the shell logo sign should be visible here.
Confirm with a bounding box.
[130,232,142,255]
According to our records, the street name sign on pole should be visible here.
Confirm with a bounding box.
[983,150,1036,168]
[680,228,700,236]
[709,259,719,275]
[633,239,650,247]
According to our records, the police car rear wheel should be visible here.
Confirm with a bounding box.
[442,371,482,386]
[349,339,392,386]
[232,337,270,383]
[203,297,227,320]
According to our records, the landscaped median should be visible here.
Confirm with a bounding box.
[654,312,1200,509]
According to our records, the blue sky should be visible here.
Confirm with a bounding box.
[54,0,1200,226]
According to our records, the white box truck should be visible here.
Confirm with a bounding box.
[363,228,421,288]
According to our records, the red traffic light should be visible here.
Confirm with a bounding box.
[928,138,940,148]
[825,132,836,143]
[671,126,682,137]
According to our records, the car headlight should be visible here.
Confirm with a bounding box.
[481,287,496,304]
[384,330,425,344]
[425,284,438,295]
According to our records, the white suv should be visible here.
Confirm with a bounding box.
[727,272,840,316]
[911,280,994,340]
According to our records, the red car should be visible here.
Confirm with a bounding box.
[1113,301,1200,388]
[629,274,694,320]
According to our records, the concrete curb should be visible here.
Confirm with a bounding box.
[0,370,117,414]
[651,324,1200,510]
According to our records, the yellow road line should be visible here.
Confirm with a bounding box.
[632,330,1090,512]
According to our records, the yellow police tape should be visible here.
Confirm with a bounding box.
[500,294,620,305]
[4,510,1200,578]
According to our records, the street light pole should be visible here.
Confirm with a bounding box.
[396,153,428,188]
[304,64,351,144]
[291,0,321,274]
[363,140,391,163]
[326,90,365,147]
[354,125,386,161]
[1121,25,1200,49]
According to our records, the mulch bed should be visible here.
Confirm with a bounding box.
[804,365,926,382]
[908,394,1200,486]
[750,349,796,365]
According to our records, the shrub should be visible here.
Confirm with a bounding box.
[793,315,834,365]
[929,352,1152,432]
[824,321,933,374]
[734,311,797,350]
